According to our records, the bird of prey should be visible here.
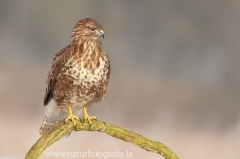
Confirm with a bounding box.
[39,18,110,135]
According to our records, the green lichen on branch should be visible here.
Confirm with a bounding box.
[25,119,180,159]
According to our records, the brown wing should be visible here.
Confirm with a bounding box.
[44,45,71,106]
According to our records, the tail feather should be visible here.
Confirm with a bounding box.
[39,100,67,135]
[39,116,62,135]
[39,101,83,136]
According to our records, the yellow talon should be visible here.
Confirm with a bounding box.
[83,106,96,124]
[65,105,79,126]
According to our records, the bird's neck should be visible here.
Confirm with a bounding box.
[70,37,103,57]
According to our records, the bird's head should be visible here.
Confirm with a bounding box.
[72,18,105,40]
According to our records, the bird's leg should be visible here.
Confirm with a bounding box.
[65,105,79,126]
[83,106,96,124]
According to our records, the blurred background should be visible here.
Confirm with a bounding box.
[0,0,240,159]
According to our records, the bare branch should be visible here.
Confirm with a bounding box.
[25,119,180,159]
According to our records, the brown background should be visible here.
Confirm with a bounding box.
[0,0,240,159]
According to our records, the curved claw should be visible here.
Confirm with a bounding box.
[83,106,96,124]
[65,114,79,126]
[83,115,96,124]
[65,105,79,126]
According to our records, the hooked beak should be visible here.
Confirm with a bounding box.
[99,30,105,39]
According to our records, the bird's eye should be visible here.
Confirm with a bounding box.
[90,27,96,32]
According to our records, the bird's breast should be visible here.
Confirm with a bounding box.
[63,53,109,88]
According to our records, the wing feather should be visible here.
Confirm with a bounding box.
[44,45,71,106]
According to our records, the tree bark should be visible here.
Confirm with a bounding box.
[25,119,180,159]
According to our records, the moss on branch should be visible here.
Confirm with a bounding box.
[25,119,180,159]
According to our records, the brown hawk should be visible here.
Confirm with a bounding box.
[39,18,110,135]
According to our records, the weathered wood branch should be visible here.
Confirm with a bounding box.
[25,119,180,159]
